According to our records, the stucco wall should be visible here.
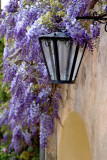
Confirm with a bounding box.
[45,25,107,160]
[56,25,107,160]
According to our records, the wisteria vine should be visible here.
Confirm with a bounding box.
[0,0,106,153]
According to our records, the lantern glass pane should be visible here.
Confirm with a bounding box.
[66,42,76,81]
[57,40,69,81]
[72,45,85,81]
[41,40,56,81]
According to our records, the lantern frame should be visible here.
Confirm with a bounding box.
[39,32,87,84]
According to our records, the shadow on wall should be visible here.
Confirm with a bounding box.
[58,111,92,160]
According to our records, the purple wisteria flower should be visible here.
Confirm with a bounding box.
[40,114,54,148]
[5,0,18,13]
[22,130,31,145]
[102,4,107,12]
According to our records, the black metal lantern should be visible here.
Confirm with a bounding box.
[39,32,87,84]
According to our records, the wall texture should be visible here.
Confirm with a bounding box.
[57,25,107,160]
[46,25,107,160]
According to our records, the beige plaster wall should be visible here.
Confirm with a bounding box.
[57,25,107,160]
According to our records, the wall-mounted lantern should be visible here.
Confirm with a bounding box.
[39,32,87,84]
[39,11,107,84]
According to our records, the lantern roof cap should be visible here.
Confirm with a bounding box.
[39,32,72,39]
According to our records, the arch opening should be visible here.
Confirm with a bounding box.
[58,111,92,160]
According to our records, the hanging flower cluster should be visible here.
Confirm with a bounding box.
[0,0,102,153]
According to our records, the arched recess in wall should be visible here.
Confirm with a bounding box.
[57,111,92,160]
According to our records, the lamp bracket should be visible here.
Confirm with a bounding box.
[76,12,107,32]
